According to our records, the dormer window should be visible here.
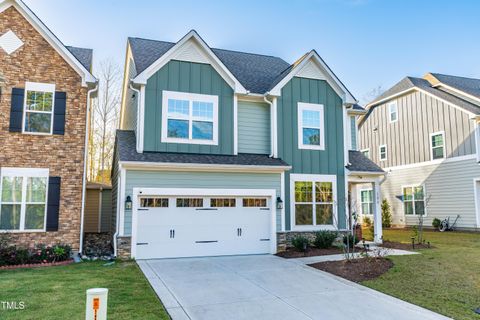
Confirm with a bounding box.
[161,91,218,145]
[388,101,398,123]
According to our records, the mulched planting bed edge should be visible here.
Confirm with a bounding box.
[0,259,74,270]
[380,240,434,250]
[309,257,394,282]
[276,246,344,258]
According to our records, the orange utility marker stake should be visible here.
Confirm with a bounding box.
[86,288,108,320]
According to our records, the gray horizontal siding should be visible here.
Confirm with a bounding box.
[123,170,282,235]
[359,90,476,168]
[381,157,479,229]
[238,101,270,154]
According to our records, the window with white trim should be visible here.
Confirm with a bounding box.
[388,101,398,123]
[23,82,55,134]
[379,145,387,161]
[431,132,445,160]
[360,189,373,215]
[298,103,325,150]
[0,168,48,231]
[161,91,218,145]
[292,176,336,228]
[361,149,370,159]
[403,185,425,215]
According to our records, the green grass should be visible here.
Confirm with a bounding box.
[362,229,480,320]
[0,261,169,320]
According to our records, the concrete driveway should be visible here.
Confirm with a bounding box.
[138,255,449,320]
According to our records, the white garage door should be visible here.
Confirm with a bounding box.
[133,190,275,259]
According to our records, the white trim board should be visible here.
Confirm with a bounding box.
[0,0,96,86]
[118,161,291,173]
[132,30,247,94]
[383,154,476,171]
[130,187,278,258]
[268,50,356,104]
[472,178,480,228]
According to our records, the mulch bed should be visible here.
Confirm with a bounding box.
[380,240,433,250]
[276,246,344,258]
[0,259,74,270]
[309,257,394,282]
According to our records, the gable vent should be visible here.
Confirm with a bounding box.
[0,30,24,55]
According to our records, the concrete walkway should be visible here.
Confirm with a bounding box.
[138,254,449,320]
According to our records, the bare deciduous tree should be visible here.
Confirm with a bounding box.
[361,85,384,105]
[88,59,121,184]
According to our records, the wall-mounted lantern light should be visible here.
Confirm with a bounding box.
[276,197,283,210]
[125,196,132,210]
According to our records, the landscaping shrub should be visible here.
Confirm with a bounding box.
[432,218,441,230]
[363,216,372,227]
[313,231,338,249]
[291,235,310,252]
[0,244,72,267]
[343,233,361,247]
[381,199,392,228]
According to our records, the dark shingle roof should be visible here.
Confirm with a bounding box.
[369,76,480,115]
[66,46,93,71]
[430,73,480,100]
[116,130,290,167]
[128,37,291,94]
[347,151,384,173]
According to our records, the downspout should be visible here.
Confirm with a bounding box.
[263,93,274,158]
[79,83,99,256]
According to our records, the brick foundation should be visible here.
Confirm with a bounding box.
[0,7,89,251]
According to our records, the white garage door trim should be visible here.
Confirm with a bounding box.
[131,187,277,259]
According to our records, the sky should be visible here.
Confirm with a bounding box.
[23,0,480,104]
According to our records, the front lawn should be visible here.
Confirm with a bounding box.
[0,261,169,320]
[363,229,480,320]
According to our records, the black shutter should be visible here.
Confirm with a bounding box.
[46,177,61,231]
[9,88,24,132]
[53,91,66,135]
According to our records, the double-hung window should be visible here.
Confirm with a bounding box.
[23,82,55,134]
[291,175,336,229]
[403,185,425,216]
[360,189,373,215]
[388,101,398,123]
[431,131,445,160]
[298,103,325,150]
[161,91,218,145]
[379,145,387,161]
[0,168,49,231]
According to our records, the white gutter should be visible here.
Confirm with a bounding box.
[263,93,275,158]
[79,83,99,255]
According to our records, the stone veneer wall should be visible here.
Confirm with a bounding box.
[116,237,132,259]
[0,7,88,251]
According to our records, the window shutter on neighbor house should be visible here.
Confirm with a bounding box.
[46,177,61,231]
[9,88,24,132]
[53,91,66,135]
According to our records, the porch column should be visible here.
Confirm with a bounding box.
[372,178,383,243]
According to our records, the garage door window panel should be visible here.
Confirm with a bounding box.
[210,198,236,207]
[140,198,169,208]
[243,198,267,207]
[176,198,204,207]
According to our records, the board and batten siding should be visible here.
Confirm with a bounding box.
[100,189,113,233]
[277,77,346,230]
[350,116,357,150]
[143,60,234,154]
[122,56,138,134]
[381,157,480,229]
[122,170,282,235]
[359,90,476,168]
[238,101,270,154]
[84,189,100,233]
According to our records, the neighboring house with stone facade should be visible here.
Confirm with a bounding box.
[112,30,384,259]
[0,0,97,253]
[358,73,480,230]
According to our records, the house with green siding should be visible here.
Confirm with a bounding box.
[112,30,384,259]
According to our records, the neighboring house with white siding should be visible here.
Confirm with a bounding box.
[358,73,480,230]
